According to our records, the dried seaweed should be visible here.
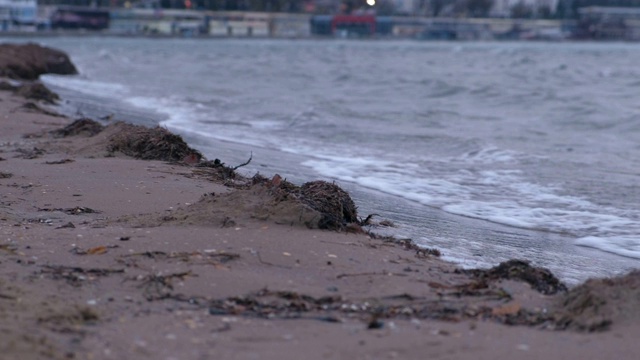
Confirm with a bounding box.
[38,206,100,215]
[15,82,59,104]
[45,159,74,165]
[134,271,194,300]
[553,270,640,332]
[457,260,567,295]
[206,288,552,327]
[299,181,358,230]
[51,118,105,138]
[37,306,99,334]
[17,102,65,117]
[118,250,240,267]
[107,122,203,163]
[15,147,45,159]
[248,175,359,230]
[39,265,124,287]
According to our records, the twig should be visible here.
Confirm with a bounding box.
[359,213,380,226]
[336,271,408,279]
[256,251,292,269]
[232,152,253,171]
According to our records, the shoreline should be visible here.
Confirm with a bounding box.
[1,45,640,359]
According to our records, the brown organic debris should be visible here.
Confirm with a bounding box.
[458,259,567,295]
[0,80,17,91]
[15,147,45,159]
[554,270,640,332]
[106,122,203,163]
[134,271,194,301]
[45,159,74,165]
[51,118,105,138]
[39,265,125,287]
[38,306,99,334]
[251,175,359,230]
[299,181,358,230]
[157,174,359,231]
[118,250,240,267]
[17,101,65,117]
[15,82,59,104]
[38,206,100,215]
[205,288,551,327]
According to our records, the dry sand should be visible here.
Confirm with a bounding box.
[1,79,640,360]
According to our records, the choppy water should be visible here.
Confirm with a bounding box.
[11,37,640,283]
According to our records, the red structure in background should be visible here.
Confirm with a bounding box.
[331,15,376,35]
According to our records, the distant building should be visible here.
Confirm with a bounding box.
[577,6,640,40]
[490,0,559,18]
[50,6,109,30]
[392,0,418,15]
[0,0,36,31]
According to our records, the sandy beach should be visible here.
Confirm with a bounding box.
[1,44,640,360]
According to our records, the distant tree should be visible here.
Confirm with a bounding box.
[429,0,455,16]
[511,1,533,18]
[375,0,396,15]
[555,0,640,19]
[554,0,574,18]
[538,4,552,18]
[466,0,493,17]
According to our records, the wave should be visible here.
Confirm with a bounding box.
[41,75,129,99]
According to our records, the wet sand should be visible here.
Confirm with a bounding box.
[1,77,640,359]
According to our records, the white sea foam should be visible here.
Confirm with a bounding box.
[42,75,129,99]
[576,236,640,259]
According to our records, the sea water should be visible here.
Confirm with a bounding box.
[12,37,640,283]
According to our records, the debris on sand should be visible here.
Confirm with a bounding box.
[299,181,358,230]
[0,43,77,80]
[15,147,45,159]
[39,265,124,287]
[106,122,203,163]
[250,175,359,230]
[37,306,100,333]
[457,260,567,295]
[51,118,105,138]
[38,206,99,215]
[0,80,17,91]
[167,175,360,230]
[15,82,59,104]
[18,101,65,117]
[554,270,640,332]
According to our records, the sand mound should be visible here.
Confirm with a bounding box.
[554,270,640,332]
[459,260,567,295]
[15,82,60,104]
[0,43,77,80]
[51,118,105,138]
[152,175,358,230]
[106,122,203,162]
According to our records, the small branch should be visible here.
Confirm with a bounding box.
[233,152,253,171]
[256,251,292,269]
[336,271,408,279]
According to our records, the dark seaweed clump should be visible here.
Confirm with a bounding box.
[554,270,640,332]
[15,83,60,104]
[299,181,358,229]
[252,175,358,230]
[51,118,105,138]
[107,122,203,163]
[458,259,567,295]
